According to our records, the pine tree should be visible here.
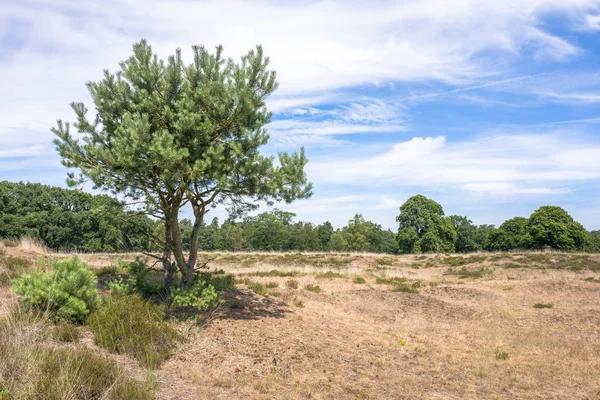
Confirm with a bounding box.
[53,40,312,290]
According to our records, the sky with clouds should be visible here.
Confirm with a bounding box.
[2,0,600,230]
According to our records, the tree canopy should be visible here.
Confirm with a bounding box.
[0,181,154,251]
[396,195,456,253]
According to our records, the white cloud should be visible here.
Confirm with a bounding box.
[308,132,600,195]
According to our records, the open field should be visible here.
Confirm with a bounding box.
[1,243,600,399]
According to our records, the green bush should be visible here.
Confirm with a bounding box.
[353,276,366,284]
[12,257,100,322]
[170,281,220,311]
[107,278,133,296]
[88,294,179,369]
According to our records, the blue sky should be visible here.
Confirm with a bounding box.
[2,0,600,230]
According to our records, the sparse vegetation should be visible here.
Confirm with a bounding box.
[285,279,299,289]
[87,294,180,369]
[353,276,366,284]
[315,271,347,279]
[533,303,554,309]
[495,348,510,361]
[246,281,268,296]
[266,282,279,288]
[304,284,322,293]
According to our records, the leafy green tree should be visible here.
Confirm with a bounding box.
[288,222,320,251]
[485,217,530,251]
[245,210,296,251]
[328,230,348,251]
[588,230,600,252]
[449,215,479,253]
[527,206,589,251]
[473,224,495,250]
[317,221,334,250]
[396,195,456,253]
[0,181,153,251]
[52,40,312,289]
[219,220,245,251]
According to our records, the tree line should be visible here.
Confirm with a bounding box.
[2,181,599,254]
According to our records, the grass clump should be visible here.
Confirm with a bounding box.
[12,256,100,322]
[0,257,33,286]
[51,321,80,343]
[0,311,153,399]
[241,270,301,278]
[87,294,180,369]
[1,239,18,248]
[445,267,491,279]
[285,279,299,289]
[304,284,322,293]
[353,276,366,284]
[533,303,554,309]
[495,348,510,361]
[32,347,153,399]
[390,280,421,293]
[315,271,347,279]
[375,258,394,266]
[266,281,279,288]
[246,281,268,296]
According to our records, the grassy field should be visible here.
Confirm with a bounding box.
[1,242,599,399]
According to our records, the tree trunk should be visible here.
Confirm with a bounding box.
[167,210,195,288]
[162,217,175,302]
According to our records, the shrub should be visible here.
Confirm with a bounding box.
[170,281,220,311]
[266,282,279,288]
[88,294,179,369]
[533,303,553,309]
[107,278,133,296]
[246,281,267,296]
[30,347,153,399]
[196,270,235,292]
[94,265,122,277]
[12,257,100,322]
[51,321,80,343]
[285,279,299,289]
[304,284,322,293]
[353,276,366,284]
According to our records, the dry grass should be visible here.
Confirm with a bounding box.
[2,246,600,399]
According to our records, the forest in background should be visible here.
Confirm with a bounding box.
[1,181,599,254]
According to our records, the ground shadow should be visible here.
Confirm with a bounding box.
[216,288,292,321]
